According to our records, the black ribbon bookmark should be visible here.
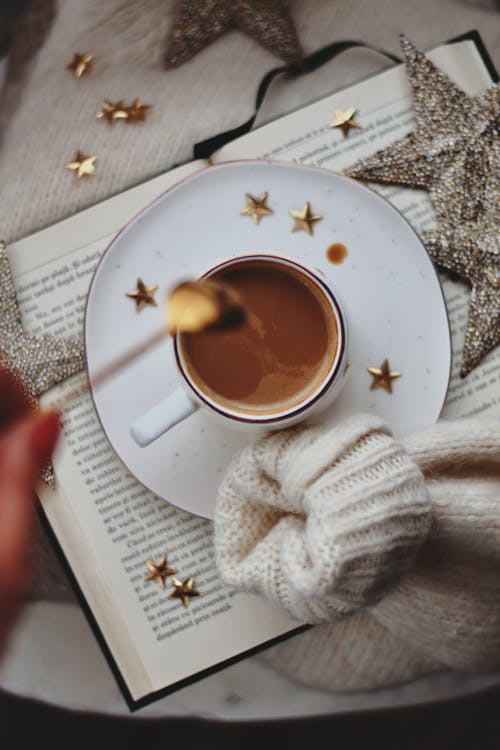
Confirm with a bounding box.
[193,39,402,160]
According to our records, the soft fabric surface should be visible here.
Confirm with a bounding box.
[215,415,500,690]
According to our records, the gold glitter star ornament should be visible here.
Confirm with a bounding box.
[165,0,302,69]
[347,36,500,376]
[96,99,152,125]
[126,279,158,311]
[66,52,93,78]
[169,577,201,608]
[329,107,362,138]
[145,555,176,589]
[65,151,96,179]
[240,192,273,224]
[289,202,323,235]
[368,359,401,393]
[0,241,85,483]
[96,100,129,125]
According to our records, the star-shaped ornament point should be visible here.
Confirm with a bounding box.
[126,279,158,312]
[66,52,93,78]
[240,192,273,224]
[169,577,201,608]
[289,202,323,235]
[65,150,96,179]
[347,36,500,375]
[368,359,401,393]
[165,0,302,69]
[145,555,176,589]
[329,107,362,138]
[0,241,85,483]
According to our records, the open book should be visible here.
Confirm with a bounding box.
[8,34,499,708]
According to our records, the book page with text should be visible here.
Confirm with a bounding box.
[9,158,297,700]
[214,41,499,419]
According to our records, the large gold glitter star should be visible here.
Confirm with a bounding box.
[96,99,129,125]
[289,202,323,236]
[347,36,499,376]
[145,555,176,589]
[0,241,85,483]
[329,107,362,138]
[169,577,201,608]
[368,359,401,393]
[66,52,93,78]
[65,150,96,179]
[125,98,152,123]
[126,279,159,312]
[240,192,273,224]
[165,0,302,69]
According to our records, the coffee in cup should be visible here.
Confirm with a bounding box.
[130,254,348,446]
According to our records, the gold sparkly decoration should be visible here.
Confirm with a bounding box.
[347,36,499,376]
[289,202,323,235]
[96,99,129,125]
[329,107,362,138]
[126,279,158,311]
[240,192,273,225]
[125,99,152,123]
[66,52,93,78]
[165,0,302,69]
[145,555,176,589]
[368,359,401,393]
[169,577,201,608]
[0,241,85,484]
[65,150,96,179]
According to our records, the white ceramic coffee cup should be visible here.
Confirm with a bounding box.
[130,254,349,447]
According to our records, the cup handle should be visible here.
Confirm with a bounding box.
[130,388,198,447]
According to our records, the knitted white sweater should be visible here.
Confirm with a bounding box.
[215,414,500,690]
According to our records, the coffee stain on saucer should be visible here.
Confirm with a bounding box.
[326,243,348,264]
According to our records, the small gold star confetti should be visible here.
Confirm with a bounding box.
[145,555,176,589]
[347,36,500,376]
[368,359,401,393]
[64,150,96,179]
[66,52,93,78]
[125,98,152,123]
[126,279,158,312]
[289,202,323,235]
[96,99,129,125]
[329,107,362,138]
[165,0,302,69]
[240,192,273,225]
[169,577,201,608]
[0,241,85,484]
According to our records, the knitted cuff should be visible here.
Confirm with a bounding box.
[215,414,432,623]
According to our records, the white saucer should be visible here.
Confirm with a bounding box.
[85,160,451,518]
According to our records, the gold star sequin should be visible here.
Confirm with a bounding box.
[165,0,302,69]
[368,359,401,393]
[329,107,362,138]
[126,279,158,312]
[347,36,500,376]
[64,150,96,178]
[145,555,176,589]
[289,202,322,235]
[169,577,201,608]
[66,52,93,78]
[240,192,273,224]
[96,99,129,125]
[0,241,84,484]
[126,98,152,123]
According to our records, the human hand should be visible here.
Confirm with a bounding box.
[0,367,60,655]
